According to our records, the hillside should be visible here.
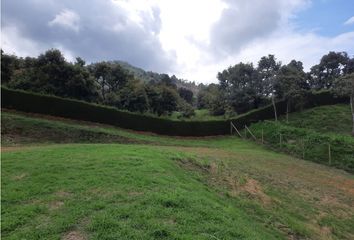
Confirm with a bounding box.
[2,110,354,239]
[282,104,352,135]
[114,60,201,95]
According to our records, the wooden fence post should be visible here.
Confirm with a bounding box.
[230,122,242,138]
[245,125,257,141]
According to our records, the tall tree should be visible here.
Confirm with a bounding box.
[275,60,308,121]
[310,51,349,89]
[88,62,131,101]
[218,62,263,114]
[257,54,281,121]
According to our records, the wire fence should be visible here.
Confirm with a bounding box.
[231,121,354,173]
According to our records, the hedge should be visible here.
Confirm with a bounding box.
[1,87,348,136]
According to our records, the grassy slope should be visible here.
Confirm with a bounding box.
[2,111,354,239]
[247,104,354,172]
[282,104,352,135]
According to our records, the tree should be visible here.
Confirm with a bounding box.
[178,100,195,118]
[178,87,193,104]
[310,51,349,89]
[1,50,19,84]
[146,84,179,116]
[118,80,149,113]
[333,73,354,136]
[64,59,98,101]
[275,60,308,121]
[218,62,264,114]
[9,49,98,101]
[257,54,281,121]
[160,74,177,89]
[88,62,131,101]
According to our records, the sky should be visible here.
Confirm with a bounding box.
[2,0,354,83]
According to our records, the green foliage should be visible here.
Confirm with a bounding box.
[218,62,265,113]
[196,83,220,110]
[178,87,193,104]
[1,50,19,84]
[178,101,195,118]
[310,51,351,89]
[274,60,309,113]
[257,54,281,96]
[88,61,132,101]
[7,49,99,102]
[2,87,348,136]
[145,84,180,116]
[118,80,149,113]
[249,121,354,172]
[333,73,354,98]
[1,87,228,136]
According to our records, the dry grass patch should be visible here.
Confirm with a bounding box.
[62,230,86,240]
[11,173,27,180]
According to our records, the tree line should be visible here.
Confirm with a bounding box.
[1,49,353,131]
[197,52,354,127]
[1,49,195,117]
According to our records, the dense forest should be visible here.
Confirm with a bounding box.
[1,49,354,119]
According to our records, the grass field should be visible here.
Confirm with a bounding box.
[2,110,354,239]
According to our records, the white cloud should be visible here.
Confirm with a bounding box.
[1,25,42,57]
[344,16,354,25]
[3,0,354,84]
[48,9,80,32]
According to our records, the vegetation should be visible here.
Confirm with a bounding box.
[282,104,352,135]
[2,49,353,123]
[1,49,195,117]
[3,87,347,137]
[332,73,354,135]
[2,110,354,239]
[248,120,354,172]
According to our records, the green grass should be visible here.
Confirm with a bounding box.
[282,104,352,135]
[2,110,354,239]
[0,111,257,149]
[249,120,354,172]
[2,144,282,240]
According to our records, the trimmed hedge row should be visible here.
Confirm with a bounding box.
[1,87,229,136]
[1,87,348,136]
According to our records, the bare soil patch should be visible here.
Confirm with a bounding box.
[62,231,86,240]
[48,201,64,210]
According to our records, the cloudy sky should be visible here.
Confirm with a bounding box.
[2,0,354,83]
